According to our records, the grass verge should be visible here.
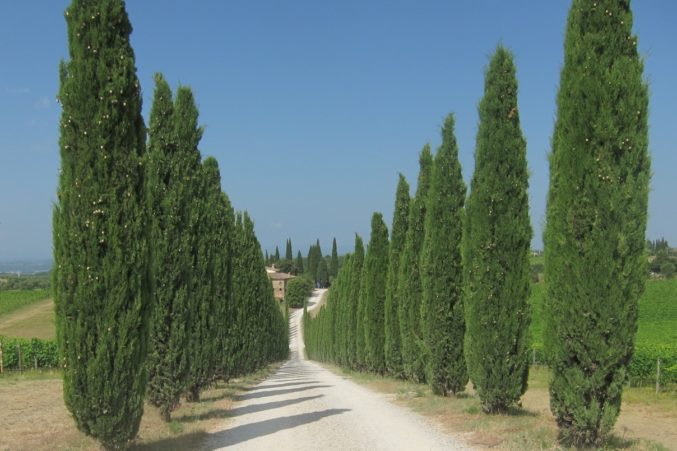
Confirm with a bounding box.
[320,363,675,451]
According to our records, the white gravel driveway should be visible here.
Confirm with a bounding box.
[205,289,470,450]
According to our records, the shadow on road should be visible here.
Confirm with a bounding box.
[133,408,350,451]
[233,384,332,401]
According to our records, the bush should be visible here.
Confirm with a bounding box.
[0,336,59,370]
[286,277,314,308]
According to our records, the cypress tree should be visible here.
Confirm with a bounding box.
[317,258,330,288]
[420,114,467,395]
[335,253,353,365]
[202,157,234,383]
[362,213,390,374]
[385,174,410,377]
[274,246,280,263]
[169,86,211,403]
[348,235,365,370]
[399,145,433,382]
[145,75,194,422]
[330,238,339,278]
[285,239,293,261]
[296,250,304,274]
[544,1,650,445]
[53,1,150,447]
[464,47,532,413]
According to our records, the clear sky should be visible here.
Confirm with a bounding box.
[1,1,675,261]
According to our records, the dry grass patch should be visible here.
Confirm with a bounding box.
[0,298,55,340]
[323,364,675,451]
[0,363,282,451]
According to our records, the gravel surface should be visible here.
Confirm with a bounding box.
[205,289,471,451]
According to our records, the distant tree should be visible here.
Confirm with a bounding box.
[660,261,676,279]
[265,250,270,265]
[286,277,314,308]
[464,47,531,412]
[317,258,330,288]
[420,114,467,395]
[399,145,433,383]
[53,0,151,447]
[385,174,410,377]
[296,250,305,274]
[274,246,280,263]
[285,239,293,261]
[330,238,339,278]
[543,0,650,445]
[361,213,390,374]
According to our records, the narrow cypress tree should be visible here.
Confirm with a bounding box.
[336,253,353,365]
[385,174,410,377]
[399,145,433,382]
[285,239,293,261]
[544,1,650,445]
[53,1,150,447]
[330,238,339,278]
[296,250,304,274]
[362,213,390,374]
[202,157,234,383]
[464,47,532,413]
[146,74,193,422]
[317,258,330,288]
[274,246,280,263]
[420,114,467,395]
[170,86,211,403]
[347,235,365,369]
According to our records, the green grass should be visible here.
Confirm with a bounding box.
[0,289,51,316]
[529,278,677,348]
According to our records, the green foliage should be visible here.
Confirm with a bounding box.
[420,114,467,395]
[145,74,195,421]
[347,235,365,369]
[0,289,51,316]
[543,1,650,445]
[285,239,293,261]
[316,258,330,288]
[330,238,339,279]
[286,277,314,308]
[53,1,151,447]
[361,213,389,374]
[463,47,532,412]
[0,273,51,291]
[385,174,409,377]
[399,145,433,383]
[296,251,305,274]
[0,336,59,370]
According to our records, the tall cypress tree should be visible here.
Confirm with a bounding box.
[544,1,650,445]
[347,235,365,369]
[296,250,304,274]
[385,174,410,377]
[202,157,234,383]
[146,74,194,421]
[317,258,330,288]
[399,145,433,382]
[169,86,212,403]
[274,246,280,263]
[362,213,390,374]
[285,239,293,261]
[420,114,467,395]
[464,47,532,413]
[53,1,150,447]
[330,238,339,278]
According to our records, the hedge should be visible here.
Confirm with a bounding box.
[0,336,59,371]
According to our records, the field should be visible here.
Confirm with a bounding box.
[0,289,51,316]
[529,278,677,348]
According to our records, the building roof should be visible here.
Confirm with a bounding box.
[267,272,295,281]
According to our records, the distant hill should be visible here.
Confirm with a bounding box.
[0,259,53,275]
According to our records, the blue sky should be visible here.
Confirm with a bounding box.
[1,1,676,260]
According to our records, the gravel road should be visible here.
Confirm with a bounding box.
[204,289,470,451]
